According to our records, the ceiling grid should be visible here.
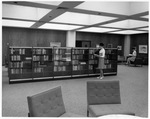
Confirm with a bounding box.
[2,1,149,34]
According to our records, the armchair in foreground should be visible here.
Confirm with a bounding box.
[87,80,135,117]
[27,86,82,117]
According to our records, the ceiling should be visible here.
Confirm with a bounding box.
[2,1,149,35]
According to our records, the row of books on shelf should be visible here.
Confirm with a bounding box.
[34,68,44,73]
[104,64,112,69]
[54,55,62,60]
[72,49,86,54]
[72,60,79,65]
[54,66,67,72]
[54,61,70,66]
[11,55,21,61]
[33,55,51,61]
[33,49,49,55]
[72,55,84,60]
[10,48,25,55]
[11,69,23,74]
[10,62,23,68]
[72,65,88,71]
[54,49,71,55]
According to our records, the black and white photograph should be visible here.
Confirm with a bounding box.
[2,0,149,118]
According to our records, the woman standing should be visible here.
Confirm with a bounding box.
[94,43,105,79]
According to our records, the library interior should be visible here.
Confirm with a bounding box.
[2,1,149,118]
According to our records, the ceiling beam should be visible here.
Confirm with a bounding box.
[30,1,84,28]
[72,11,149,31]
[73,17,128,31]
[106,26,148,33]
[2,1,57,9]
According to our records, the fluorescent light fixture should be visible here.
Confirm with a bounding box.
[129,20,148,29]
[51,12,116,25]
[101,19,148,29]
[78,27,120,33]
[39,23,83,30]
[110,30,148,34]
[141,15,149,19]
[75,2,130,15]
[137,27,149,31]
[2,19,35,27]
[2,4,51,21]
[30,1,62,6]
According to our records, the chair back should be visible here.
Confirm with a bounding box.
[27,86,66,117]
[87,80,121,105]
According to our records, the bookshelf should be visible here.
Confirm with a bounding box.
[53,47,72,77]
[8,46,117,83]
[72,48,89,76]
[32,47,53,79]
[9,47,32,82]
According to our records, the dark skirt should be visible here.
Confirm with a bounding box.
[98,57,105,69]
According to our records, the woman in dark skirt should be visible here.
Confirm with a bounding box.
[94,43,105,79]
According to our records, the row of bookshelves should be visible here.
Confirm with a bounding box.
[8,47,117,83]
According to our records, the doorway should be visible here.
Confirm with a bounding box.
[76,41,91,47]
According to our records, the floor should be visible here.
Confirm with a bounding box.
[2,65,148,117]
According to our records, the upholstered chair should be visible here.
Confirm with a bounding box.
[87,80,135,117]
[27,86,81,117]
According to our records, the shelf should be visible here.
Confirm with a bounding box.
[8,46,117,83]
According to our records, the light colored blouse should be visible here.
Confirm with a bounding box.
[99,48,105,58]
[132,50,137,57]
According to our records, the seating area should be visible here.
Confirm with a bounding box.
[27,80,135,117]
[130,57,143,67]
[118,55,143,67]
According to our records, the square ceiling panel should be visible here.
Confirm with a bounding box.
[77,27,120,33]
[75,1,130,15]
[2,4,51,21]
[51,12,116,25]
[110,30,148,34]
[30,1,62,6]
[129,2,149,15]
[2,19,35,27]
[101,19,148,29]
[39,23,83,30]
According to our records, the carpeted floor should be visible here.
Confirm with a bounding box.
[2,65,148,117]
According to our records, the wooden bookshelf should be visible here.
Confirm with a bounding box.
[8,46,118,83]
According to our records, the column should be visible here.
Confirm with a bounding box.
[66,31,76,47]
[124,35,131,57]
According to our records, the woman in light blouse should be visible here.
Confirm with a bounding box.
[126,47,137,65]
[94,43,105,79]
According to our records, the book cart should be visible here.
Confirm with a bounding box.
[8,46,117,84]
